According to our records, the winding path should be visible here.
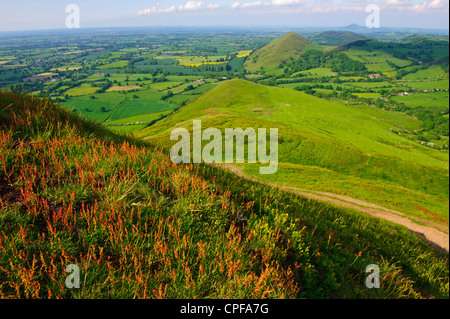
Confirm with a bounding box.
[216,163,449,254]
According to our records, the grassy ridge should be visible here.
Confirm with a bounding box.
[0,90,448,299]
[139,79,449,223]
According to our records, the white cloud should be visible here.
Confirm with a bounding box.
[137,5,159,15]
[138,1,220,15]
[384,0,448,9]
[428,0,449,8]
[231,1,264,8]
[138,0,448,16]
[179,1,204,11]
[384,0,409,5]
[231,2,241,9]
[241,1,263,8]
[271,0,306,5]
[410,1,428,12]
[160,6,177,13]
[231,0,306,9]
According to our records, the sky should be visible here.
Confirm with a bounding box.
[0,0,448,32]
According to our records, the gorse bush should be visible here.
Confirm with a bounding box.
[0,89,448,299]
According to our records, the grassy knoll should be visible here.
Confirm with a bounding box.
[0,89,448,299]
[244,32,311,73]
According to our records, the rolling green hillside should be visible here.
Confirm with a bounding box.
[0,89,448,299]
[139,79,449,225]
[244,32,313,73]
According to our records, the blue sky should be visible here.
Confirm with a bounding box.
[0,0,448,31]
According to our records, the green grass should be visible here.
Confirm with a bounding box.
[97,60,129,70]
[107,98,175,122]
[65,84,98,97]
[347,82,393,89]
[140,79,449,224]
[106,110,173,126]
[62,91,128,121]
[166,75,204,82]
[108,123,148,134]
[149,82,183,91]
[292,67,336,78]
[183,83,218,95]
[354,92,382,98]
[404,65,448,80]
[166,82,201,94]
[244,33,311,73]
[0,89,448,299]
[62,98,118,122]
[242,162,448,224]
[346,48,411,70]
[401,79,449,90]
[391,92,449,108]
[365,62,395,73]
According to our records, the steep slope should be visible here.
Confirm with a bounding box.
[139,79,449,224]
[244,32,312,73]
[0,89,448,299]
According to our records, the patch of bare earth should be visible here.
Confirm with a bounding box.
[0,175,21,206]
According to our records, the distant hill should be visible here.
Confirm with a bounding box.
[244,32,311,73]
[401,34,450,43]
[307,31,368,46]
[335,39,370,52]
[335,37,449,65]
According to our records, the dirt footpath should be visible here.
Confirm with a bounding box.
[216,163,449,254]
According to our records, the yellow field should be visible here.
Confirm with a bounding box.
[51,66,83,72]
[383,71,397,77]
[183,61,227,67]
[174,55,228,67]
[0,56,15,65]
[37,72,56,77]
[106,85,141,92]
[235,50,252,58]
[65,85,98,96]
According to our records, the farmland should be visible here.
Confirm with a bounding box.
[0,28,270,133]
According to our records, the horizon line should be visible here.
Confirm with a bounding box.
[0,24,449,35]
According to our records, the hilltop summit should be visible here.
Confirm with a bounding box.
[244,32,311,73]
